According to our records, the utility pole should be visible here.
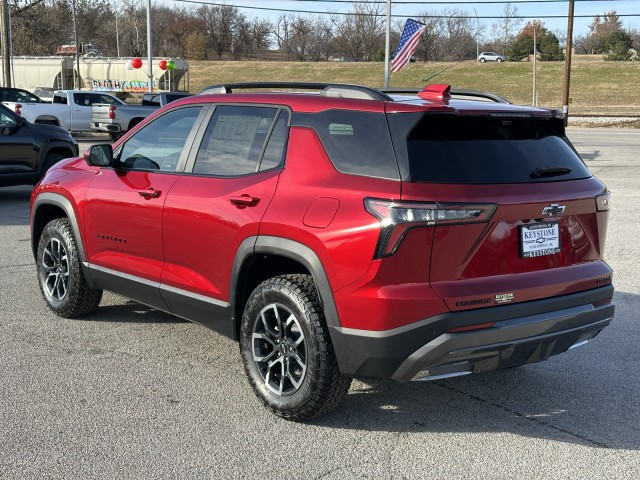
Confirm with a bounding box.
[72,0,80,89]
[1,0,11,87]
[533,25,537,106]
[562,0,575,126]
[474,8,479,63]
[146,0,153,92]
[383,0,391,88]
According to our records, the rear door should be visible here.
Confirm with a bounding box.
[393,113,612,311]
[160,105,288,334]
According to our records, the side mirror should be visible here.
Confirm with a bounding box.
[17,116,28,126]
[84,144,113,167]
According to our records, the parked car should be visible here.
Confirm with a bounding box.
[0,103,78,187]
[0,87,45,103]
[91,91,193,141]
[30,82,614,421]
[2,90,124,133]
[479,51,506,62]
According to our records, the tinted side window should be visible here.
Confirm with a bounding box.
[294,110,399,180]
[193,105,279,177]
[15,90,40,103]
[405,115,592,184]
[259,111,289,171]
[98,94,120,105]
[118,106,202,172]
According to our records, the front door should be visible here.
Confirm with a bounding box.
[83,105,205,309]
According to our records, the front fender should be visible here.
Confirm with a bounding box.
[31,192,96,288]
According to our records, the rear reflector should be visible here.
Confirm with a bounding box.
[592,297,612,308]
[447,322,496,333]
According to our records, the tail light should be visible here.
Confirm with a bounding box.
[596,191,610,212]
[108,105,117,120]
[15,104,22,115]
[365,198,497,259]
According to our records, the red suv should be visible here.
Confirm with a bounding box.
[30,82,614,420]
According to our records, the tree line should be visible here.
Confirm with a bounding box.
[8,1,640,62]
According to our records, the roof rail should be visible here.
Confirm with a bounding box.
[198,82,393,102]
[382,87,511,104]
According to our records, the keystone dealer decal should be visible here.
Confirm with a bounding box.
[520,222,561,258]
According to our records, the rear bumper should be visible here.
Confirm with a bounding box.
[91,122,120,133]
[330,285,614,381]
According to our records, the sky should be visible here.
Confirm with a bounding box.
[171,1,640,38]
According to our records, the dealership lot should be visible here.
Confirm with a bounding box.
[1,128,638,478]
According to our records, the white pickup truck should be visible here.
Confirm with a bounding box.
[2,90,124,133]
[91,91,192,140]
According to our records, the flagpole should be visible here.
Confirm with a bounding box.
[384,0,391,88]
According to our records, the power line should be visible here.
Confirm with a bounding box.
[173,0,640,19]
[287,0,619,4]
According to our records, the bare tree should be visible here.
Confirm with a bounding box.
[197,4,242,59]
[332,2,385,61]
[491,3,522,56]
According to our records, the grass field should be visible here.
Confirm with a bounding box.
[186,55,640,115]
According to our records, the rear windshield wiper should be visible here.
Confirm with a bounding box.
[531,165,572,178]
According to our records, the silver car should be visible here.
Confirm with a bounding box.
[478,52,506,62]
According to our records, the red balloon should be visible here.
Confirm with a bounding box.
[159,59,167,71]
[131,57,143,69]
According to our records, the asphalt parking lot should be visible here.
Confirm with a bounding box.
[1,128,638,478]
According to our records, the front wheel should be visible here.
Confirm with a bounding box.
[240,274,352,421]
[36,218,102,318]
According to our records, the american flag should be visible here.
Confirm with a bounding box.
[391,19,426,73]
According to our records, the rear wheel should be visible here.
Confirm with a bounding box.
[240,274,352,421]
[480,57,486,63]
[36,218,102,318]
[497,57,504,62]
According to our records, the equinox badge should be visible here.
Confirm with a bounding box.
[542,204,566,216]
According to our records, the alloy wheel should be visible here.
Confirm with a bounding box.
[252,303,307,396]
[42,237,69,302]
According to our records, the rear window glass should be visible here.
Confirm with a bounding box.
[294,110,399,180]
[405,115,591,184]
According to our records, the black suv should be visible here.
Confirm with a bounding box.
[0,103,78,187]
[0,87,44,103]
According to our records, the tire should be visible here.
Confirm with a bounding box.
[240,274,352,421]
[39,153,65,181]
[480,58,486,63]
[36,218,102,318]
[497,58,504,62]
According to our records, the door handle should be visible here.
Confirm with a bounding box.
[138,188,162,199]
[230,194,260,208]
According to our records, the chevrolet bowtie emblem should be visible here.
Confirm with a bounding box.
[542,204,566,216]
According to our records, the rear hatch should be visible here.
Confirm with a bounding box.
[387,110,612,311]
